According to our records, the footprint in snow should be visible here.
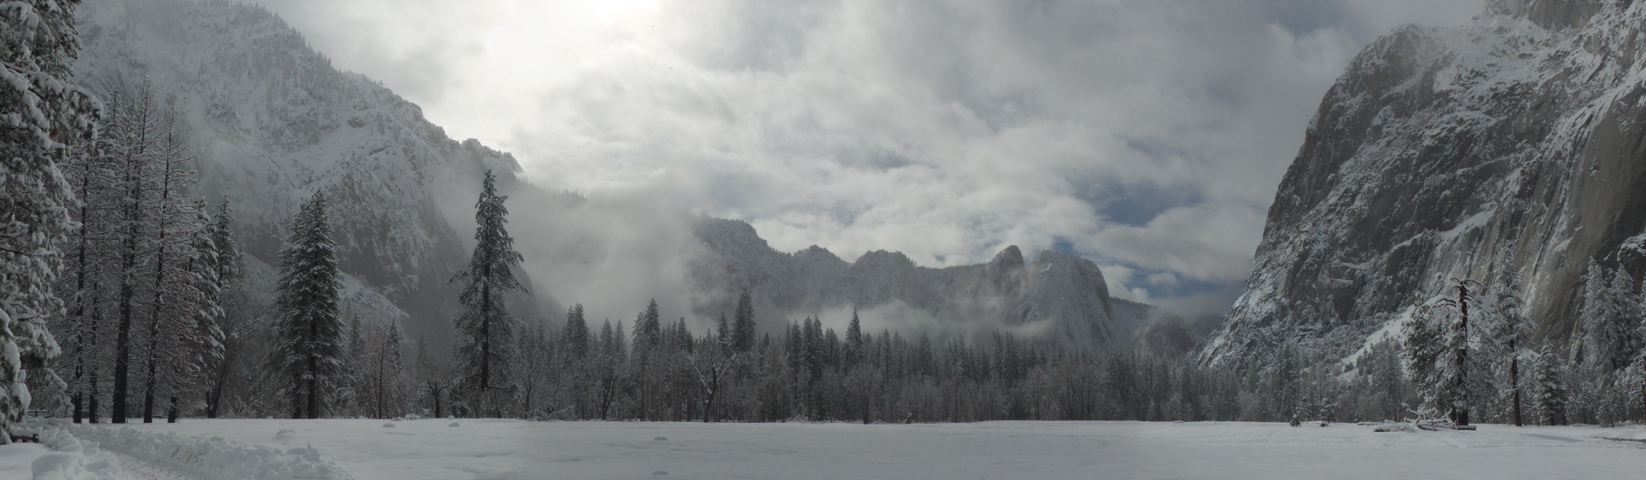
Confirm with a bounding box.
[450,422,461,427]
[383,423,396,428]
[653,436,667,441]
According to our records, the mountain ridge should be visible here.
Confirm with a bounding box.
[688,217,1156,350]
[1203,0,1646,367]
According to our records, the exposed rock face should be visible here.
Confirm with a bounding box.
[75,0,543,341]
[691,218,1150,349]
[1203,0,1646,366]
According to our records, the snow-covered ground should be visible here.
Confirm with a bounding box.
[4,419,1643,479]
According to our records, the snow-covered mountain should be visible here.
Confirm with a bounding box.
[689,218,1154,350]
[1203,0,1646,366]
[72,0,544,342]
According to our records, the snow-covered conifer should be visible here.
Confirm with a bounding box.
[1533,342,1568,425]
[1486,252,1532,426]
[0,0,101,437]
[732,291,755,353]
[270,191,343,419]
[202,200,242,418]
[184,199,223,422]
[450,170,524,415]
[845,309,862,370]
[564,304,588,359]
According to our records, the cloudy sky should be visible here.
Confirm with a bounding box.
[250,0,1482,316]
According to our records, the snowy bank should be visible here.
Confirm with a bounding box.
[35,421,352,480]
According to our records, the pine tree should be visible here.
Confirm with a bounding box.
[111,84,160,424]
[733,291,755,353]
[1598,267,1640,372]
[1533,342,1568,425]
[183,199,222,423]
[1,0,101,437]
[451,170,524,416]
[716,314,730,356]
[202,200,242,418]
[1577,259,1612,368]
[564,304,588,359]
[270,191,343,419]
[845,308,863,370]
[344,314,364,416]
[1403,299,1456,421]
[635,299,662,352]
[1487,252,1533,426]
[374,321,406,418]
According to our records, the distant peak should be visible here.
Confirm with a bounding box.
[1485,0,1607,30]
[990,245,1025,269]
[795,245,843,263]
[855,250,914,268]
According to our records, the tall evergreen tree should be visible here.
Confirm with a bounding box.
[636,299,662,351]
[183,199,222,423]
[270,191,343,419]
[1577,259,1612,368]
[1487,253,1532,426]
[733,291,755,353]
[0,0,100,437]
[451,170,524,415]
[845,308,863,370]
[564,304,588,359]
[716,314,730,355]
[1533,342,1568,425]
[373,321,406,419]
[202,199,242,418]
[1589,267,1640,372]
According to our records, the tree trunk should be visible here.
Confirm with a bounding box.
[1454,284,1470,426]
[479,278,491,414]
[88,381,99,424]
[434,384,443,419]
[69,176,92,425]
[1511,353,1522,427]
[166,397,178,423]
[142,157,175,425]
[114,279,135,423]
[206,346,235,418]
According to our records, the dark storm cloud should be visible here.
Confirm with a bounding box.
[247,0,1483,317]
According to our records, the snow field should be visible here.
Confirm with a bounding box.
[27,418,1644,480]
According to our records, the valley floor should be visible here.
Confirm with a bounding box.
[5,418,1643,479]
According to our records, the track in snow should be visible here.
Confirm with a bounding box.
[110,452,196,480]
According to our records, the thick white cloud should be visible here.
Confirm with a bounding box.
[250,0,1482,316]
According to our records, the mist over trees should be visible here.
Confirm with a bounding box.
[3,2,1642,428]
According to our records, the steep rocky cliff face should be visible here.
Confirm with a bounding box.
[1204,0,1646,366]
[75,0,544,343]
[691,219,1152,349]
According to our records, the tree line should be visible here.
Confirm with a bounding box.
[1400,253,1645,428]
